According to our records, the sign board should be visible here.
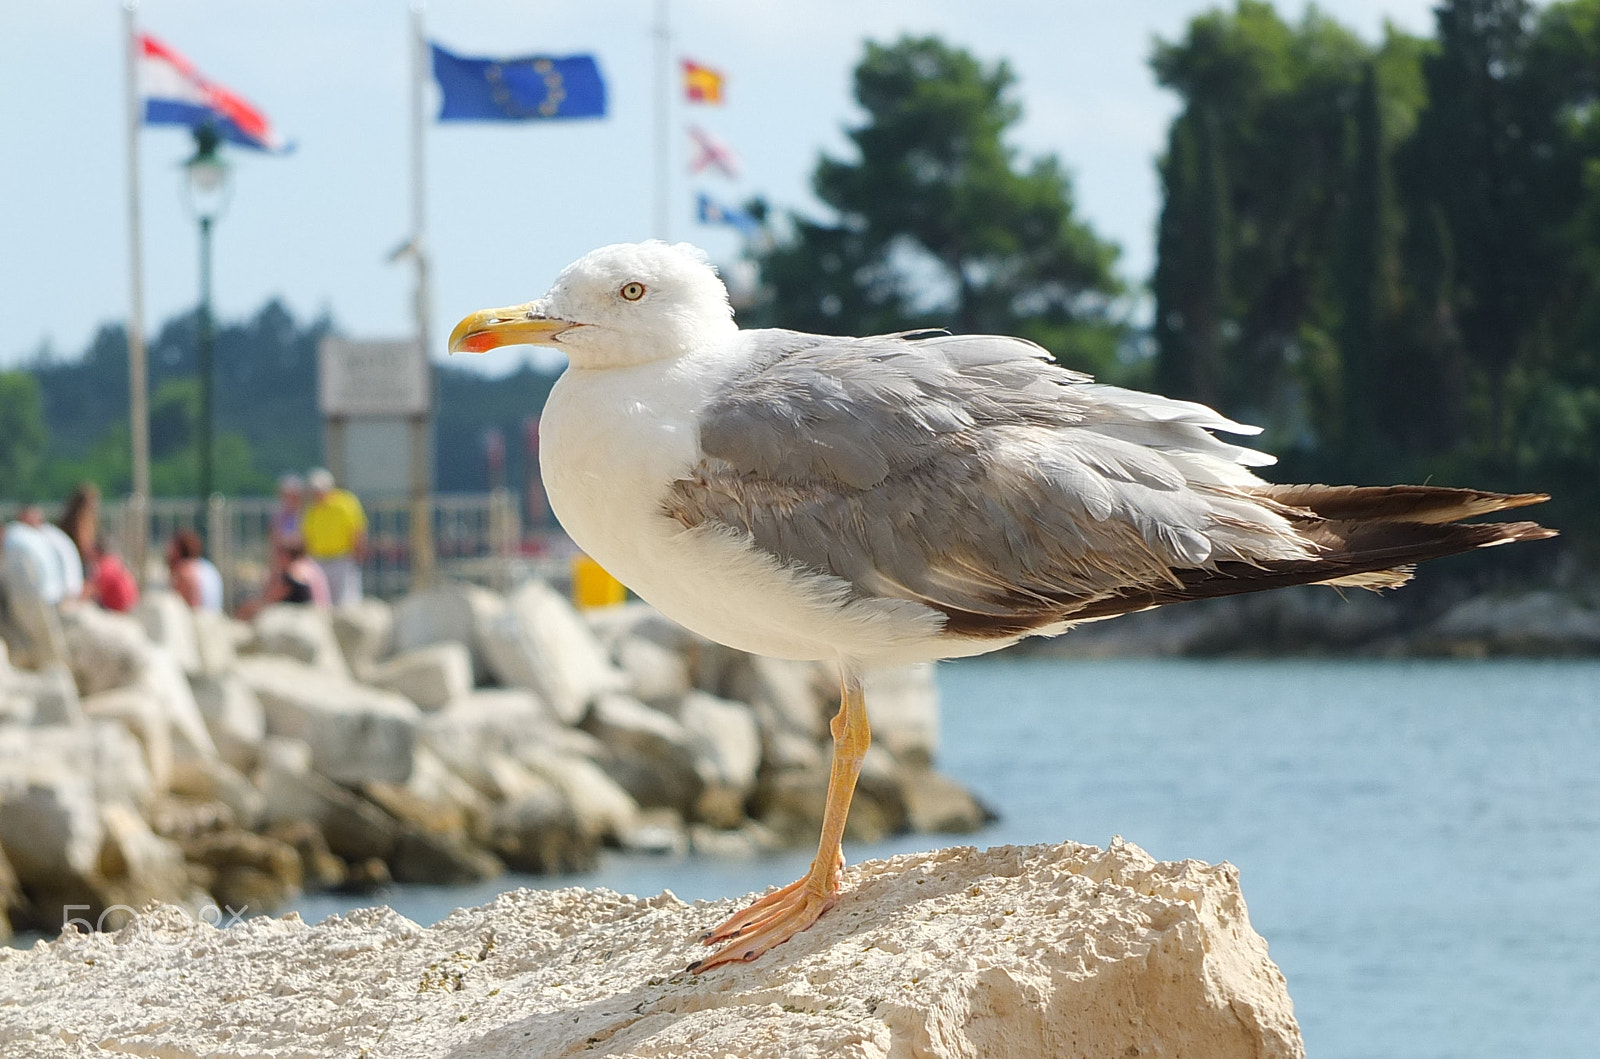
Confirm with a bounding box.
[339,418,418,496]
[318,337,430,418]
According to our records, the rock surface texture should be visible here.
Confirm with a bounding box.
[0,840,1302,1059]
[0,579,990,940]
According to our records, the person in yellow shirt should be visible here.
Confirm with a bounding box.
[301,468,368,606]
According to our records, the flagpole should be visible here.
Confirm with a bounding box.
[652,0,670,240]
[409,0,437,588]
[123,0,150,584]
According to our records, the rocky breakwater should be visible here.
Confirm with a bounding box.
[0,839,1303,1058]
[0,579,991,940]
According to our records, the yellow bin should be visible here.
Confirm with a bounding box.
[571,553,628,609]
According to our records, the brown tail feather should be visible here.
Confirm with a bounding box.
[1066,517,1555,624]
[1258,483,1549,525]
[934,486,1554,639]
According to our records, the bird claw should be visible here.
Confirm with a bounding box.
[689,849,845,973]
[690,887,839,973]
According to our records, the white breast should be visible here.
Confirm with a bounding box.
[538,353,953,666]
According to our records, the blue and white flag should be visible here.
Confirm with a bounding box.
[696,193,760,237]
[431,43,606,122]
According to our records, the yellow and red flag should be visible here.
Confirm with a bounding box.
[682,59,725,104]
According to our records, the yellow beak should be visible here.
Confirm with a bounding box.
[447,303,577,354]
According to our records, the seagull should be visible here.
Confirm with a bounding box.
[450,240,1553,973]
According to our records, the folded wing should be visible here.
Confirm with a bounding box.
[667,330,1552,639]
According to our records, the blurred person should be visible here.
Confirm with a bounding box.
[1,505,74,665]
[11,505,83,602]
[236,542,330,619]
[302,468,367,606]
[270,473,305,552]
[167,528,223,612]
[56,482,101,577]
[86,542,139,613]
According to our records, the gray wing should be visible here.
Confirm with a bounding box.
[666,329,1313,636]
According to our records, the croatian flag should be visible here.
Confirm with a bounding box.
[138,33,290,153]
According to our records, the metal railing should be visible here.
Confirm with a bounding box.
[4,490,527,608]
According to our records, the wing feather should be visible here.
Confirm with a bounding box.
[670,329,1551,639]
[670,330,1312,632]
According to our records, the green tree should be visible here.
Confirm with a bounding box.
[751,36,1124,375]
[1396,0,1570,458]
[1150,3,1422,451]
[0,371,47,499]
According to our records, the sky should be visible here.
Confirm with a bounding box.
[0,0,1444,376]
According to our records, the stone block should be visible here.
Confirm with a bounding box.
[189,672,267,773]
[238,656,418,786]
[862,663,940,767]
[331,598,393,679]
[134,590,201,675]
[252,605,350,678]
[580,693,703,814]
[367,642,473,711]
[479,578,625,724]
[391,584,503,682]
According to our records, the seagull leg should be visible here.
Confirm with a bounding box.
[689,666,869,973]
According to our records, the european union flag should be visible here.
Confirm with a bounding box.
[430,43,606,122]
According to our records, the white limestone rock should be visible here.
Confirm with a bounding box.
[580,692,704,814]
[0,770,103,884]
[189,672,268,773]
[368,641,474,711]
[0,686,30,727]
[134,589,202,675]
[237,656,419,786]
[898,766,996,834]
[0,722,154,810]
[514,746,641,844]
[332,597,394,678]
[479,578,625,724]
[404,747,495,843]
[391,583,504,682]
[168,757,264,831]
[191,609,246,676]
[1429,590,1600,653]
[584,599,693,651]
[862,662,941,767]
[252,605,351,679]
[588,600,747,694]
[137,645,218,763]
[0,840,1304,1059]
[81,686,175,791]
[418,689,566,793]
[256,734,314,777]
[95,802,204,917]
[486,775,597,875]
[672,691,762,794]
[6,663,81,726]
[254,753,399,864]
[613,633,692,706]
[60,608,213,763]
[61,605,151,696]
[725,655,833,739]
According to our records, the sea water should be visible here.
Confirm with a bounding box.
[289,658,1600,1059]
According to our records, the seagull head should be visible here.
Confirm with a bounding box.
[448,241,737,369]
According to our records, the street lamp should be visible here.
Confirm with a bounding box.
[182,123,230,542]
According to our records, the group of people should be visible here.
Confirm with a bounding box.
[246,467,368,614]
[0,484,139,666]
[3,485,138,614]
[0,468,368,665]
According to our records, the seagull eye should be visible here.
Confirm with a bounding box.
[620,282,646,302]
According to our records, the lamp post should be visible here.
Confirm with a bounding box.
[182,124,230,542]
